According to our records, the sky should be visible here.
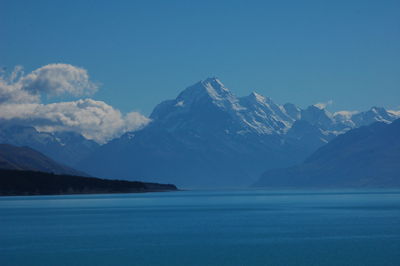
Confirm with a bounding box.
[1,0,400,116]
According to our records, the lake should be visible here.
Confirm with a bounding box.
[1,189,399,266]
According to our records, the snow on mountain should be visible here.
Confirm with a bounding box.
[333,111,358,128]
[152,77,399,138]
[300,105,336,131]
[351,107,399,127]
[151,78,295,135]
[79,78,400,188]
[283,103,302,120]
[0,124,99,167]
[238,92,294,134]
[333,107,400,130]
[388,110,400,116]
[80,78,310,187]
[2,76,398,188]
[151,77,242,122]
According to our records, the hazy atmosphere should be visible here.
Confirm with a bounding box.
[1,1,400,266]
[2,0,399,115]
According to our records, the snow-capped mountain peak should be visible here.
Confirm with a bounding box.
[202,77,229,93]
[300,105,335,130]
[247,91,267,103]
[149,78,294,135]
[151,78,246,120]
[173,77,238,109]
[149,78,399,138]
[349,106,400,127]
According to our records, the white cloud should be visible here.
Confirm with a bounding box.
[333,110,359,118]
[0,64,150,143]
[388,110,400,117]
[314,100,333,109]
[20,63,98,97]
[0,66,39,103]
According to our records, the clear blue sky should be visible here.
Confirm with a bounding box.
[1,0,399,115]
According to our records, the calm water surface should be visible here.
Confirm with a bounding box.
[1,189,400,266]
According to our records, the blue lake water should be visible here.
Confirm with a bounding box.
[1,189,400,266]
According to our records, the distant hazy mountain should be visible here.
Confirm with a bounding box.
[284,105,399,154]
[0,124,99,167]
[254,119,400,188]
[80,78,301,187]
[80,78,399,188]
[0,144,86,176]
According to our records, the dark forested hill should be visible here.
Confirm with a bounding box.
[0,169,177,196]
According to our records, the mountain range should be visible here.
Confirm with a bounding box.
[0,124,99,167]
[77,78,399,187]
[254,119,400,188]
[1,78,398,188]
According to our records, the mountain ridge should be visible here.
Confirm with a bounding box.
[79,78,400,188]
[0,124,99,168]
[254,119,400,188]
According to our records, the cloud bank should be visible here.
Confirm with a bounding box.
[0,64,149,143]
